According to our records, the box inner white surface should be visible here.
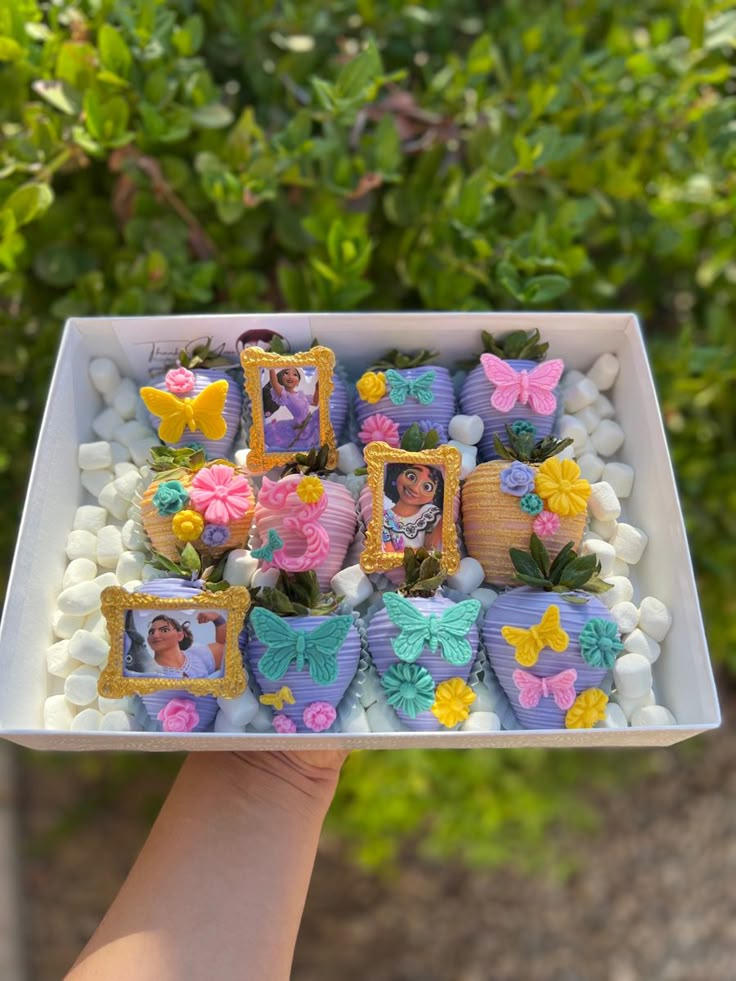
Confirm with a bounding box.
[0,312,720,750]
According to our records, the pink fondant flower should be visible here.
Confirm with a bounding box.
[272,713,297,734]
[532,510,561,538]
[165,366,196,394]
[358,412,400,447]
[190,464,253,525]
[303,701,337,733]
[157,698,199,732]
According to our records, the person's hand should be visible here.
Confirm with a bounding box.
[228,749,348,802]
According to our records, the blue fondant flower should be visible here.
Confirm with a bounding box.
[152,479,190,515]
[499,461,536,497]
[381,663,436,718]
[416,419,447,444]
[520,492,544,516]
[579,618,624,669]
[511,420,537,438]
[201,523,231,547]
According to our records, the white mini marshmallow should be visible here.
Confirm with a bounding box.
[114,419,153,448]
[595,702,629,729]
[589,517,618,541]
[114,461,137,478]
[590,419,625,457]
[115,550,145,584]
[233,448,250,469]
[470,587,497,610]
[448,441,478,479]
[130,436,160,468]
[95,572,119,590]
[337,442,365,475]
[462,711,501,732]
[92,407,124,442]
[100,710,134,732]
[98,482,131,521]
[251,568,280,590]
[43,695,75,730]
[64,666,101,706]
[80,469,114,498]
[589,482,621,522]
[365,700,403,733]
[446,557,485,595]
[561,369,585,390]
[98,695,133,714]
[248,704,277,733]
[69,629,110,667]
[214,711,245,733]
[223,549,259,587]
[109,441,130,465]
[600,575,634,609]
[47,640,79,678]
[593,393,615,419]
[331,564,373,609]
[587,353,619,392]
[576,405,601,434]
[341,706,371,734]
[62,557,98,589]
[563,377,599,413]
[71,708,103,731]
[612,559,630,577]
[448,414,484,446]
[89,358,121,397]
[52,610,86,640]
[631,705,676,727]
[601,462,634,499]
[84,608,109,640]
[638,596,673,642]
[141,564,168,581]
[610,601,639,635]
[113,470,142,503]
[611,688,655,721]
[611,523,648,565]
[623,628,661,664]
[555,442,577,462]
[216,688,259,728]
[73,505,108,535]
[558,414,588,452]
[613,652,652,699]
[577,453,605,483]
[121,518,146,551]
[78,440,113,471]
[112,378,140,420]
[57,581,103,617]
[97,525,124,569]
[580,539,616,578]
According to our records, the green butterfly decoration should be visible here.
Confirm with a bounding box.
[250,608,353,685]
[385,368,436,406]
[251,528,284,563]
[383,593,480,666]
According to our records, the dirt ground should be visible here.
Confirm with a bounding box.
[19,677,735,981]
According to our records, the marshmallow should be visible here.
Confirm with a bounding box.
[216,688,259,727]
[62,557,98,589]
[130,436,160,468]
[601,462,634,499]
[247,704,277,733]
[611,523,648,565]
[623,628,661,664]
[64,666,101,706]
[214,710,246,733]
[251,568,281,590]
[613,652,652,699]
[600,575,634,609]
[109,441,131,465]
[593,393,615,419]
[561,370,585,390]
[555,442,576,462]
[79,440,113,471]
[81,469,114,498]
[121,518,146,550]
[577,453,605,483]
[575,405,601,434]
[141,564,168,581]
[470,587,497,610]
[223,549,259,587]
[331,564,373,609]
[558,414,588,452]
[112,378,140,420]
[98,695,133,714]
[52,610,86,639]
[337,442,365,475]
[611,688,655,721]
[98,481,132,521]
[71,708,103,731]
[587,353,619,392]
[595,702,628,729]
[589,517,617,541]
[461,711,501,732]
[95,572,119,591]
[631,705,677,727]
[99,710,134,732]
[590,419,625,457]
[114,461,138,478]
[114,420,153,447]
[580,539,616,578]
[47,640,79,678]
[122,580,142,593]
[341,706,371,733]
[43,695,75,730]
[92,407,124,441]
[448,441,478,479]
[57,581,104,617]
[97,525,124,569]
[73,505,108,535]
[113,469,142,502]
[365,700,404,732]
[589,482,621,522]
[610,601,639,635]
[69,629,110,667]
[448,414,484,446]
[84,609,109,640]
[563,377,599,413]
[638,596,672,642]
[446,557,485,595]
[89,358,121,397]
[115,550,145,584]
[233,448,250,469]
[612,559,630,577]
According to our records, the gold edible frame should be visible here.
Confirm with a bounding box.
[360,442,462,575]
[241,345,337,472]
[98,585,251,699]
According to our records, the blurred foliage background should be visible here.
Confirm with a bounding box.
[1,0,733,869]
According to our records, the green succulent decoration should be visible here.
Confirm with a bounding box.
[510,535,612,598]
[493,424,573,463]
[280,443,334,477]
[458,329,550,371]
[399,547,447,597]
[251,570,343,618]
[177,337,235,371]
[400,422,441,452]
[372,349,439,370]
[148,444,208,473]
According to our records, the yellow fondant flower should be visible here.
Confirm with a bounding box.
[296,475,324,504]
[431,677,476,728]
[172,509,205,542]
[565,688,608,729]
[535,458,591,517]
[356,370,387,404]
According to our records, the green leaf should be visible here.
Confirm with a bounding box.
[681,2,705,49]
[191,104,234,129]
[32,79,82,115]
[98,25,132,79]
[548,542,576,582]
[400,423,424,452]
[523,274,570,304]
[179,543,201,573]
[509,548,544,581]
[335,39,382,99]
[0,37,23,62]
[529,534,550,578]
[3,183,53,227]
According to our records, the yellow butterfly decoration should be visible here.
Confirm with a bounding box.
[139,380,229,443]
[501,604,569,667]
[259,686,296,711]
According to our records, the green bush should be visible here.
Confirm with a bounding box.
[2,0,734,867]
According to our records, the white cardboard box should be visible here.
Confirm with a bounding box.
[0,312,720,750]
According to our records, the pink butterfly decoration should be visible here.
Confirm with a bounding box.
[479,354,564,415]
[512,668,578,711]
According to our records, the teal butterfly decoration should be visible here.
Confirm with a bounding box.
[250,608,353,685]
[385,369,436,406]
[383,593,481,666]
[251,528,284,563]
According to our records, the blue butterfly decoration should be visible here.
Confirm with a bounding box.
[383,593,481,665]
[250,608,353,685]
[251,528,284,563]
[385,368,436,406]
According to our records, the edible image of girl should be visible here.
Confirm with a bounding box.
[125,612,227,679]
[383,463,444,553]
[261,366,320,450]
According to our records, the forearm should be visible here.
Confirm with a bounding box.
[67,752,343,981]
